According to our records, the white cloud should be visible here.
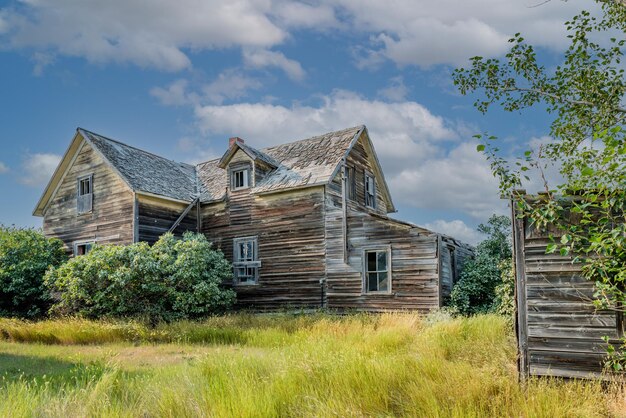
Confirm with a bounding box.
[150,79,192,106]
[193,90,456,175]
[388,141,506,219]
[0,162,8,174]
[377,76,408,102]
[203,70,263,104]
[330,0,594,67]
[424,219,483,245]
[243,49,306,81]
[20,153,61,186]
[1,0,287,71]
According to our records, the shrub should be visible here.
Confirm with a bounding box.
[0,226,67,318]
[448,215,512,315]
[45,232,236,322]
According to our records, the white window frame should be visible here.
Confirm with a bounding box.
[231,168,250,190]
[233,236,260,285]
[364,172,376,209]
[77,174,93,214]
[73,240,95,256]
[362,246,392,294]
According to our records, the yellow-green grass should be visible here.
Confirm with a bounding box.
[0,313,624,417]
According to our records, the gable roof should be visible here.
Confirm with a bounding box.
[34,125,396,216]
[79,129,198,202]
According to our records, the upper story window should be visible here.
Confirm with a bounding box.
[233,236,260,284]
[77,174,93,214]
[364,249,391,293]
[232,168,250,190]
[364,173,376,209]
[346,166,356,201]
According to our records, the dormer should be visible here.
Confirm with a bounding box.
[218,137,278,191]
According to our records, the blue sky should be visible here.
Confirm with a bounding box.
[0,0,588,243]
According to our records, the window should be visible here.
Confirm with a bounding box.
[73,241,94,256]
[346,166,356,201]
[232,168,249,190]
[77,174,93,214]
[364,249,391,293]
[233,236,260,284]
[365,173,376,208]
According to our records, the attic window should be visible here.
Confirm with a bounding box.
[365,173,376,209]
[77,174,93,214]
[232,168,249,190]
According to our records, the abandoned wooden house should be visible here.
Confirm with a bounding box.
[33,125,472,310]
[511,193,623,379]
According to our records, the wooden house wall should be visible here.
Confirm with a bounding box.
[439,237,473,301]
[136,194,198,244]
[201,186,327,310]
[343,134,389,215]
[513,209,619,379]
[324,185,441,311]
[42,141,134,252]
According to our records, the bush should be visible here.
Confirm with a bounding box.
[45,232,236,322]
[0,226,67,318]
[448,215,513,315]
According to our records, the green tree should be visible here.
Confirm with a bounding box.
[449,215,512,315]
[0,226,67,318]
[453,1,626,367]
[45,232,236,322]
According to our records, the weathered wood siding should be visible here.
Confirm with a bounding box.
[201,185,327,309]
[42,141,135,252]
[439,237,473,302]
[513,208,619,379]
[324,180,442,311]
[136,194,198,244]
[344,134,389,215]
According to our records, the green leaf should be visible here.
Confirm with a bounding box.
[546,244,557,254]
[581,167,594,176]
[476,144,486,152]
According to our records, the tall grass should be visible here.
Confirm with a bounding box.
[0,313,624,417]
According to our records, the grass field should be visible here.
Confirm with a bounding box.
[0,312,624,417]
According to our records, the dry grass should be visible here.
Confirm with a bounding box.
[0,312,624,417]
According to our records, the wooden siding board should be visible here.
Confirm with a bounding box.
[42,142,134,252]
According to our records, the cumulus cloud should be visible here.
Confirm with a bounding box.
[20,153,61,186]
[377,76,408,102]
[424,219,484,245]
[332,0,593,67]
[0,162,8,174]
[0,0,589,72]
[150,79,192,106]
[243,49,306,81]
[0,0,287,71]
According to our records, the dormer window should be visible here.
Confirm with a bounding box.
[77,174,93,214]
[232,168,250,190]
[365,173,376,209]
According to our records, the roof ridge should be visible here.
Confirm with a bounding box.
[261,125,364,152]
[77,127,195,170]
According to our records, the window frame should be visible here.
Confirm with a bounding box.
[364,172,376,209]
[76,173,93,215]
[231,167,250,191]
[233,236,261,285]
[362,246,392,294]
[73,240,95,257]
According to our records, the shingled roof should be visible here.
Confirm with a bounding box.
[199,125,366,201]
[79,129,198,202]
[34,124,395,216]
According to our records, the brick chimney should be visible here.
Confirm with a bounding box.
[229,137,244,148]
